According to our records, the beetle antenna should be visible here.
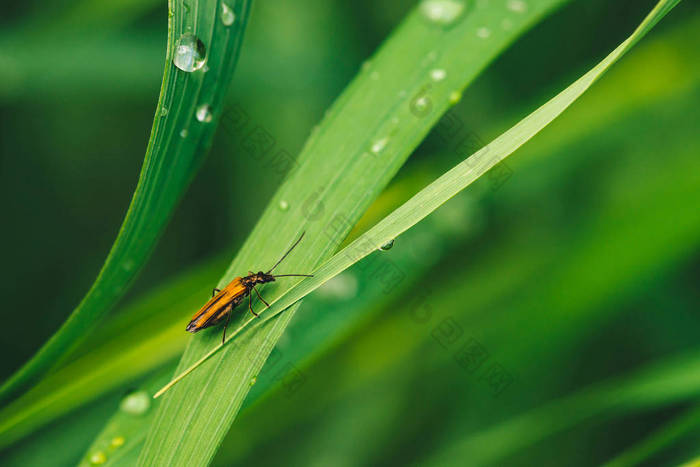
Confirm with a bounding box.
[271,274,314,278]
[266,232,306,274]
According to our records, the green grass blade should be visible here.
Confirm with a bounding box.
[0,0,252,404]
[0,256,226,449]
[155,0,681,399]
[77,370,174,467]
[139,1,569,464]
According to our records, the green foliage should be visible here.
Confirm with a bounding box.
[0,0,253,404]
[0,0,697,465]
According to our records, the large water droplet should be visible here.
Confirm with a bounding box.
[110,436,126,448]
[279,200,289,211]
[221,2,236,26]
[90,451,107,465]
[420,0,467,26]
[507,0,527,13]
[196,104,212,122]
[379,239,395,251]
[173,33,206,72]
[371,137,389,155]
[430,68,446,82]
[119,391,151,415]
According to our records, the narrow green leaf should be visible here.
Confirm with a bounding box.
[156,0,681,399]
[140,1,569,464]
[0,0,252,404]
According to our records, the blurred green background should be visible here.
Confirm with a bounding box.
[1,0,699,465]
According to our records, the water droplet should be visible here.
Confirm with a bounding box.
[371,137,389,155]
[119,390,151,415]
[430,68,446,82]
[414,96,430,112]
[448,90,462,104]
[202,64,210,73]
[173,33,206,72]
[317,273,358,299]
[379,239,395,251]
[370,71,380,80]
[507,0,527,13]
[476,27,491,39]
[420,0,467,27]
[279,200,289,211]
[90,451,107,465]
[501,18,513,30]
[249,376,257,386]
[196,104,212,123]
[221,2,236,26]
[180,129,188,138]
[160,107,168,117]
[110,436,126,448]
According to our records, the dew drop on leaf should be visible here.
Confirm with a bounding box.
[110,436,126,448]
[89,451,107,465]
[221,2,236,26]
[371,137,389,155]
[196,104,212,123]
[420,0,468,27]
[507,0,527,13]
[119,390,151,415]
[279,200,290,211]
[173,33,206,72]
[379,239,395,251]
[430,68,446,82]
[476,27,491,39]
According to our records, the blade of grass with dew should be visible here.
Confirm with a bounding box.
[154,0,681,401]
[139,1,571,464]
[0,255,227,449]
[0,0,253,404]
[77,368,175,467]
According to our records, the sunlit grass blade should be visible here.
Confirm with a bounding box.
[0,0,253,404]
[153,0,681,400]
[139,1,570,464]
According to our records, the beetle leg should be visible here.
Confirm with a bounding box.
[248,293,259,317]
[253,285,270,307]
[221,310,231,344]
[212,288,221,297]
